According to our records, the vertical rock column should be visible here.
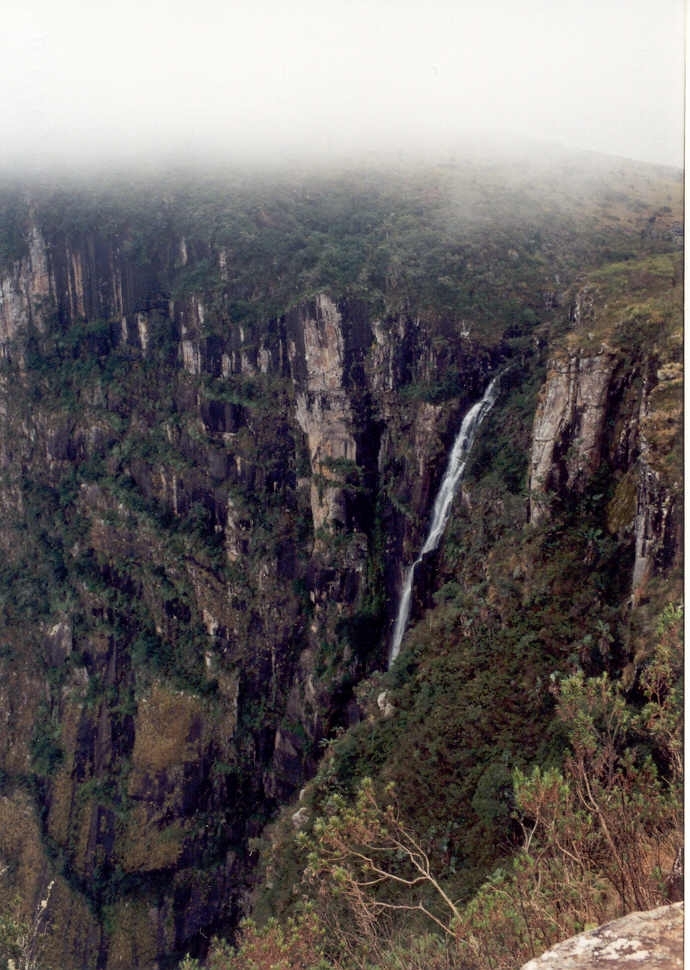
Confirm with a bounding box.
[290,294,359,539]
[528,348,616,525]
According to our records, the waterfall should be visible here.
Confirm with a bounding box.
[388,377,499,666]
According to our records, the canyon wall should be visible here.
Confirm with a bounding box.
[0,217,491,967]
[0,193,681,968]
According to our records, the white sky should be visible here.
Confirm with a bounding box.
[0,0,685,170]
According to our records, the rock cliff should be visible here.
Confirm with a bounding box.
[529,347,617,522]
[529,275,682,606]
[0,199,493,967]
[0,165,681,969]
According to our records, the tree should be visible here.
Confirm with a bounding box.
[456,624,683,969]
[179,909,329,970]
[299,606,683,970]
[302,778,464,960]
[0,880,55,970]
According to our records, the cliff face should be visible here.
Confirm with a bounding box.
[529,275,682,608]
[0,212,493,968]
[290,294,359,535]
[529,347,617,522]
[0,172,681,969]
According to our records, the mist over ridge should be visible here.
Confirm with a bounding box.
[1,0,684,175]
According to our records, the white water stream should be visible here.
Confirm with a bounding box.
[388,377,499,666]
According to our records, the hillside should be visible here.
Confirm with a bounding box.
[0,150,682,969]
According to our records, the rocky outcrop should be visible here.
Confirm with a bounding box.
[528,335,682,603]
[289,294,358,536]
[529,347,617,524]
[630,360,683,601]
[0,222,52,352]
[632,460,676,600]
[520,903,684,969]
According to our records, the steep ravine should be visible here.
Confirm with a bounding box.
[251,251,682,939]
[0,176,681,968]
[0,216,503,968]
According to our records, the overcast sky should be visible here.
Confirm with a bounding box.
[1,0,685,171]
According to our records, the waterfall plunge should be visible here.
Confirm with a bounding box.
[388,378,499,666]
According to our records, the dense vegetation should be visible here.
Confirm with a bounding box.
[0,150,682,969]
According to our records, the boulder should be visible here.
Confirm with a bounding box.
[520,903,684,969]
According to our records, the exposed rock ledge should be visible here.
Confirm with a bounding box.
[520,903,684,969]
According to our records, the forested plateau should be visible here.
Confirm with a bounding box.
[0,149,682,969]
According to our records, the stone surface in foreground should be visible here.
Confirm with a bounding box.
[520,903,684,969]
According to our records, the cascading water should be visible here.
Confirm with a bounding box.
[388,377,499,666]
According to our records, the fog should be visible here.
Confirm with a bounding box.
[1,0,685,173]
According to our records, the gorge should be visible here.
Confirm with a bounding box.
[0,152,682,969]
